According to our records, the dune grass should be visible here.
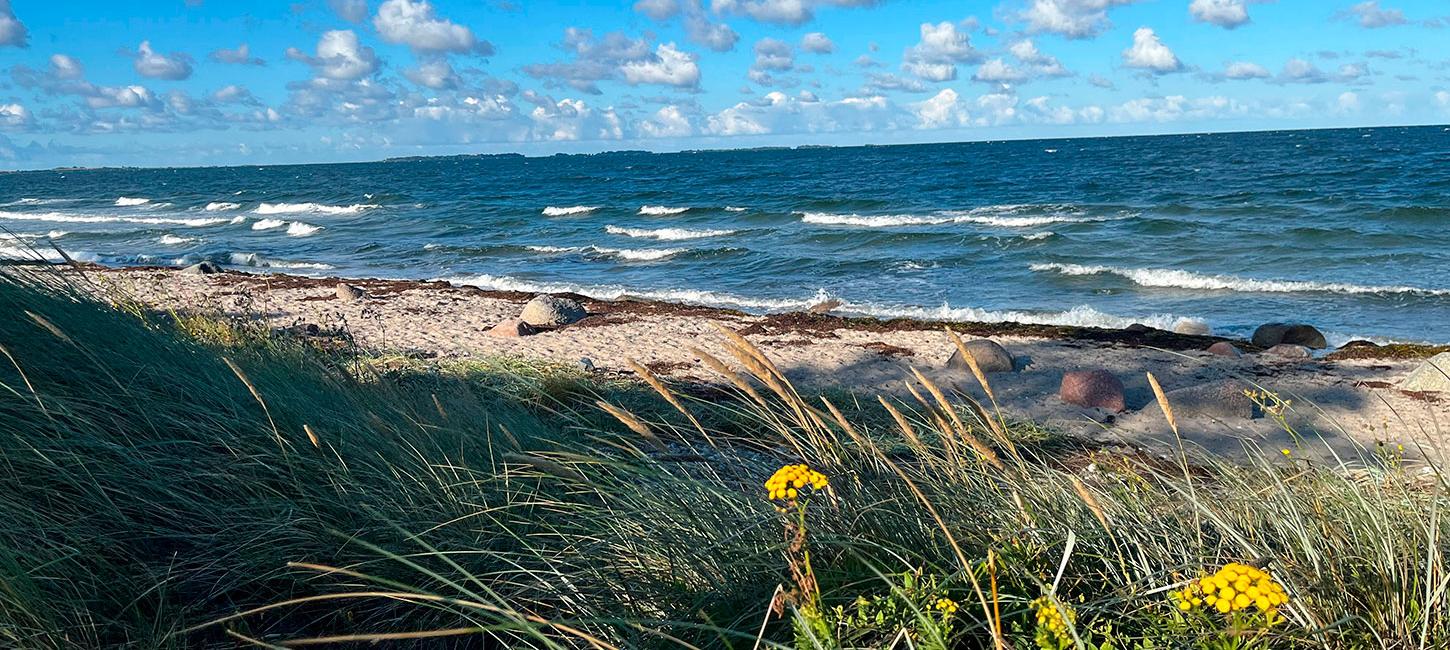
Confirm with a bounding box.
[0,269,1447,648]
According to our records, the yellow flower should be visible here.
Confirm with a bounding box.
[1171,562,1290,622]
[934,597,958,616]
[764,463,828,502]
[1031,596,1076,645]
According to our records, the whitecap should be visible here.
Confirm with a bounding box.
[446,275,828,312]
[526,244,685,261]
[255,202,378,215]
[799,204,1118,229]
[0,210,227,227]
[115,197,150,206]
[639,205,689,215]
[834,300,1183,331]
[725,206,748,212]
[252,218,286,231]
[204,202,241,212]
[1021,232,1055,241]
[605,225,735,240]
[542,206,598,216]
[286,222,321,237]
[1029,263,1450,297]
[228,252,334,270]
[159,235,194,246]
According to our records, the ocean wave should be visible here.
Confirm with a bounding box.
[255,202,378,216]
[446,274,829,311]
[1021,232,1055,241]
[800,204,1116,228]
[542,205,598,216]
[835,301,1182,330]
[1030,263,1450,297]
[252,219,321,237]
[725,206,748,212]
[0,244,68,262]
[158,235,195,246]
[526,244,685,261]
[639,205,689,215]
[1,198,70,207]
[227,253,334,270]
[0,210,228,227]
[115,197,150,206]
[252,219,287,231]
[204,202,241,212]
[605,225,735,240]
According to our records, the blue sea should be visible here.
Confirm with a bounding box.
[3,125,1449,345]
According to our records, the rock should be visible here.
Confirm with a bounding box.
[1252,323,1327,349]
[1172,318,1212,336]
[180,261,221,275]
[1265,344,1312,360]
[1206,341,1243,358]
[1125,323,1154,333]
[336,283,366,301]
[1060,370,1126,412]
[579,357,596,372]
[519,295,587,327]
[807,298,842,314]
[946,338,1015,373]
[1400,352,1450,392]
[487,318,536,337]
[1163,380,1253,421]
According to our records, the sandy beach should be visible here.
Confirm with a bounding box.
[79,265,1447,461]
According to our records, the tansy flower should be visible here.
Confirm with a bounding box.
[1031,596,1076,646]
[1172,562,1289,623]
[934,597,958,616]
[764,463,828,502]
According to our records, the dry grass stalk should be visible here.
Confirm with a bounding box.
[222,357,282,445]
[691,346,767,408]
[431,393,448,420]
[1146,372,1178,435]
[24,310,74,344]
[596,400,667,452]
[945,328,997,404]
[912,367,1004,471]
[1069,475,1112,533]
[303,423,321,448]
[627,358,710,442]
[0,342,48,416]
[878,396,926,453]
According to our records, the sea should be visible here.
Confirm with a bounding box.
[3,125,1449,345]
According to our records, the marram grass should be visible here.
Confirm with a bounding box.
[0,269,1446,648]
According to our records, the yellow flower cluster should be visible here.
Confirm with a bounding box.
[1032,596,1076,641]
[765,463,827,501]
[1174,562,1289,617]
[933,597,958,616]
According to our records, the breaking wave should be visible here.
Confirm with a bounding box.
[526,245,685,261]
[252,219,321,237]
[255,202,378,216]
[204,202,241,211]
[605,225,735,240]
[1030,263,1450,297]
[115,197,150,206]
[542,206,598,216]
[0,210,228,227]
[639,205,689,215]
[227,253,335,270]
[799,204,1120,228]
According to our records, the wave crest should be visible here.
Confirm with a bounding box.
[115,197,150,206]
[605,225,735,240]
[204,202,241,212]
[639,205,689,216]
[542,206,598,216]
[255,202,378,216]
[1031,263,1450,296]
[0,210,227,227]
[526,244,685,261]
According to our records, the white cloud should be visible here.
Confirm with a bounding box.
[709,0,881,26]
[0,103,31,128]
[801,32,834,53]
[528,97,623,141]
[620,43,701,88]
[639,105,694,137]
[210,43,265,66]
[1008,40,1071,78]
[973,59,1026,83]
[1189,0,1252,29]
[1274,57,1367,84]
[634,0,680,20]
[329,0,369,22]
[752,38,794,71]
[0,0,26,48]
[404,59,461,89]
[1021,0,1139,39]
[373,0,491,54]
[902,21,979,82]
[1436,90,1450,112]
[1335,91,1360,113]
[133,41,194,80]
[1122,27,1181,73]
[1338,1,1407,28]
[912,88,969,128]
[286,30,381,81]
[706,90,900,136]
[1223,61,1270,79]
[49,54,84,80]
[685,14,739,52]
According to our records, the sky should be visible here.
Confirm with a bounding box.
[0,0,1448,169]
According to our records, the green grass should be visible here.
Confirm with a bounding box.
[0,269,1447,648]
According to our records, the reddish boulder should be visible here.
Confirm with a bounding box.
[488,318,537,337]
[1206,341,1243,357]
[1060,370,1126,412]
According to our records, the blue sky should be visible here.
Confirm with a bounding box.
[0,0,1447,169]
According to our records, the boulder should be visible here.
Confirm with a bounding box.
[487,318,536,337]
[1124,323,1154,333]
[1172,318,1212,336]
[1060,370,1126,412]
[946,338,1015,373]
[180,261,222,275]
[1265,344,1312,360]
[519,295,587,327]
[336,283,366,301]
[1206,341,1243,357]
[1163,380,1253,421]
[1400,352,1450,393]
[1252,323,1327,349]
[807,298,843,314]
[579,357,597,372]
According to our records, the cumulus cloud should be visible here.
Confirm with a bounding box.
[212,84,261,105]
[329,0,369,22]
[525,30,700,93]
[1121,27,1181,73]
[210,43,265,66]
[1276,57,1368,84]
[621,43,701,87]
[1336,1,1407,28]
[49,54,84,80]
[0,103,32,129]
[973,59,1026,83]
[133,41,194,80]
[752,38,794,71]
[1020,0,1140,39]
[404,59,462,89]
[1189,0,1255,29]
[0,0,26,48]
[636,0,739,52]
[373,0,493,54]
[1222,61,1270,79]
[706,90,900,136]
[638,104,693,137]
[709,0,882,26]
[1008,40,1071,79]
[286,30,381,81]
[801,32,834,53]
[902,21,979,82]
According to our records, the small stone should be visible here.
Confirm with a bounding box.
[180,261,221,275]
[1265,344,1313,360]
[1172,318,1212,336]
[1163,379,1253,420]
[519,295,587,327]
[1206,341,1243,357]
[945,338,1015,373]
[1125,323,1154,333]
[336,283,365,301]
[487,318,536,337]
[1252,323,1327,349]
[579,357,597,372]
[1400,352,1450,392]
[807,298,843,314]
[1060,369,1126,412]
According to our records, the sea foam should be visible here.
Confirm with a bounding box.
[204,202,241,211]
[605,225,735,240]
[526,244,685,261]
[0,210,227,227]
[115,197,150,206]
[228,253,334,270]
[799,204,1117,228]
[542,206,598,216]
[1030,263,1450,296]
[639,205,689,215]
[255,202,378,215]
[252,219,321,236]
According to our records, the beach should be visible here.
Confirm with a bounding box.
[93,264,1449,460]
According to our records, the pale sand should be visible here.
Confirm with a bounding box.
[89,267,1447,462]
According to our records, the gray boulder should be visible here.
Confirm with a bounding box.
[1060,369,1126,412]
[1206,341,1243,357]
[1252,323,1327,349]
[1265,344,1312,360]
[946,338,1014,373]
[519,295,587,327]
[336,283,366,301]
[181,261,222,275]
[1163,380,1253,421]
[807,298,842,314]
[1172,319,1212,336]
[1400,352,1450,392]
